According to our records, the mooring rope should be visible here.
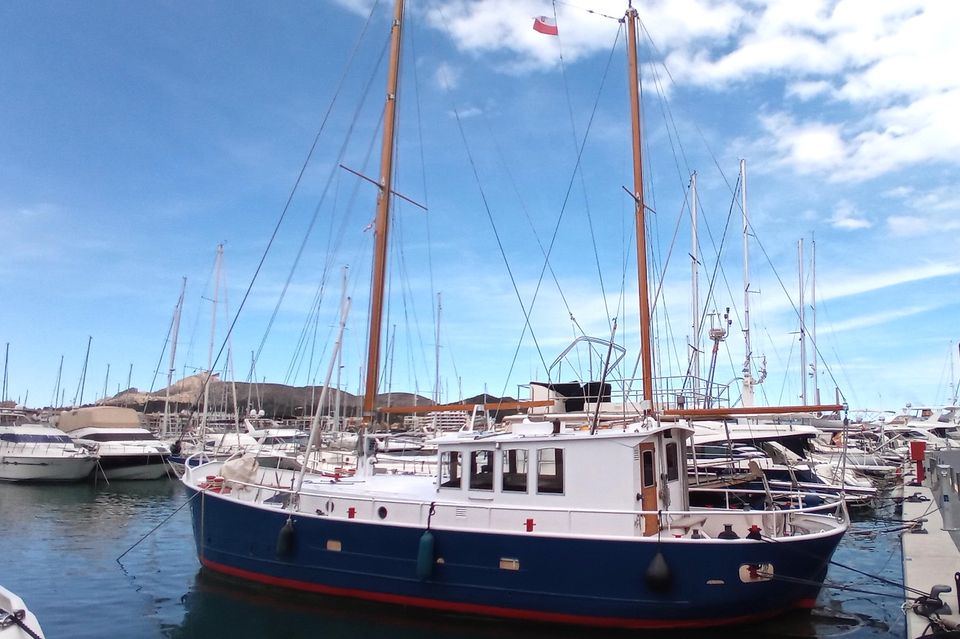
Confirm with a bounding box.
[116,489,202,564]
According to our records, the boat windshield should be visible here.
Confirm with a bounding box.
[0,433,74,444]
[78,432,159,442]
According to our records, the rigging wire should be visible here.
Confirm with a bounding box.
[261,15,390,380]
[552,1,612,328]
[179,254,216,381]
[181,1,385,423]
[480,119,587,341]
[407,8,440,401]
[494,16,626,392]
[750,229,848,404]
[430,5,622,405]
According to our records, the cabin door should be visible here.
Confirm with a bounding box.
[639,442,659,535]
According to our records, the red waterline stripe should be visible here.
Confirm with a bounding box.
[200,557,799,629]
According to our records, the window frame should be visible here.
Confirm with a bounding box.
[468,449,495,491]
[501,448,529,493]
[665,441,679,481]
[439,450,463,489]
[641,449,655,488]
[536,447,565,495]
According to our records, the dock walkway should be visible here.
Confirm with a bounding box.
[901,457,960,638]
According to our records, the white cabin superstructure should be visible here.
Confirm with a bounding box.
[428,419,689,533]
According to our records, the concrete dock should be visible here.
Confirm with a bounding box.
[901,453,960,638]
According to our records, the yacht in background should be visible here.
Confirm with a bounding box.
[0,409,98,481]
[244,414,307,455]
[56,406,170,480]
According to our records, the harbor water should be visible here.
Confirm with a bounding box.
[1,479,906,638]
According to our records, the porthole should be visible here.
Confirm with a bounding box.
[377,506,388,519]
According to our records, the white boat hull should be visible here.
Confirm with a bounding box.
[0,456,96,482]
[97,460,170,481]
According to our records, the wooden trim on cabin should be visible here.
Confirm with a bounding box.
[662,403,843,418]
[380,400,555,415]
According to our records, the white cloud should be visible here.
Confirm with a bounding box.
[883,186,914,199]
[817,262,960,303]
[415,0,960,186]
[754,261,960,316]
[786,80,833,101]
[839,88,960,180]
[759,113,846,172]
[826,305,938,334]
[434,61,460,91]
[329,0,376,17]
[451,106,482,119]
[882,186,960,237]
[887,215,932,237]
[828,201,871,230]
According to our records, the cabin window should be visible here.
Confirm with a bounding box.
[0,433,73,444]
[440,451,462,488]
[642,450,655,488]
[666,442,679,481]
[502,449,529,492]
[469,450,495,491]
[537,448,564,494]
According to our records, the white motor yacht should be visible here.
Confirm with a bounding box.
[244,416,307,455]
[0,415,98,482]
[57,406,170,480]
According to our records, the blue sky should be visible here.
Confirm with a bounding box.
[1,0,958,414]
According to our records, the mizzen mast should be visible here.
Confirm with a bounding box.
[625,6,654,414]
[363,0,405,421]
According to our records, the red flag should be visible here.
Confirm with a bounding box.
[532,16,558,36]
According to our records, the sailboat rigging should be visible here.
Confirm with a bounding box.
[180,2,849,629]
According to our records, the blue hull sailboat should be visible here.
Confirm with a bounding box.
[182,1,847,628]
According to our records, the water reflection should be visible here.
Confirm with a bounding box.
[166,565,892,639]
[0,480,906,639]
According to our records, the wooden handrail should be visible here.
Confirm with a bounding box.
[380,400,554,415]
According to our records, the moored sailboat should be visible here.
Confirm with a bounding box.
[181,1,848,628]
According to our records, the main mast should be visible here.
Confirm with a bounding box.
[798,238,807,405]
[690,172,700,408]
[741,159,755,407]
[163,277,187,439]
[363,0,405,421]
[626,6,654,413]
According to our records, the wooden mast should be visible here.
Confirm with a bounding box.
[363,0,405,421]
[626,6,655,414]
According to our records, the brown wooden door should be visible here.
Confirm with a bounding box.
[639,442,659,535]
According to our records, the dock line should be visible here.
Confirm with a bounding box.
[116,490,201,565]
[758,532,931,598]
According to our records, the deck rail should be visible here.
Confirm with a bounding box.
[185,458,847,540]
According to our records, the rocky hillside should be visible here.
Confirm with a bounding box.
[100,373,518,421]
